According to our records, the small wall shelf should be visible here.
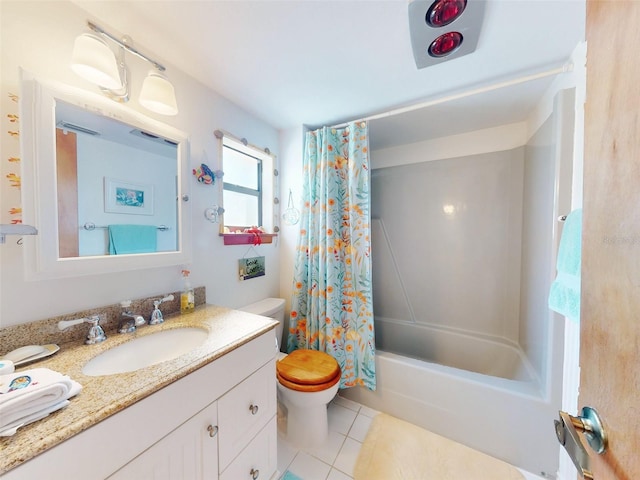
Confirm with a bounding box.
[221,233,276,246]
[0,224,38,244]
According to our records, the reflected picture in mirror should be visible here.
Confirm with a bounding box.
[55,101,178,258]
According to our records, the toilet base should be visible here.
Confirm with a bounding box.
[277,382,339,448]
[285,401,330,448]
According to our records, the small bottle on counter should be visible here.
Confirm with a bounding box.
[180,269,195,314]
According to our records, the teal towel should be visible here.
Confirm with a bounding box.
[548,209,582,322]
[108,224,157,255]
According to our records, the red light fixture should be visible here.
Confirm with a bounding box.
[428,31,463,57]
[408,0,485,68]
[426,0,467,27]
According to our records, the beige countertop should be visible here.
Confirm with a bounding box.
[0,304,277,475]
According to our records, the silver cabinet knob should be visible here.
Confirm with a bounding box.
[207,424,218,438]
[250,468,259,479]
[249,404,259,415]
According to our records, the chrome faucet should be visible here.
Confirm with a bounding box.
[58,315,107,345]
[149,294,175,325]
[119,300,146,333]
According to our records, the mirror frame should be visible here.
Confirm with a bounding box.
[20,71,192,279]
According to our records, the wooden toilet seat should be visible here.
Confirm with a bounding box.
[276,349,341,392]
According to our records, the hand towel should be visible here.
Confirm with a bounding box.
[0,368,82,434]
[549,209,582,322]
[0,399,69,436]
[108,224,158,255]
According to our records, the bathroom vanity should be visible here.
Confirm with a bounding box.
[0,305,278,480]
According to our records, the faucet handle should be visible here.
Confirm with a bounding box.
[153,294,174,307]
[58,318,86,331]
[58,315,101,331]
[85,315,107,345]
[150,294,174,325]
[58,315,106,345]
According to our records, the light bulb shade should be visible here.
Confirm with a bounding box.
[71,33,122,89]
[139,72,178,116]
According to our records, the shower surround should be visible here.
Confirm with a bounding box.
[344,90,576,477]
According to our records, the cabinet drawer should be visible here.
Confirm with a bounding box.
[219,416,277,480]
[218,361,276,470]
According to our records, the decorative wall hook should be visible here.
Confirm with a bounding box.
[204,205,225,223]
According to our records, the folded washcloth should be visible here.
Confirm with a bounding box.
[0,368,82,435]
[108,224,157,255]
[549,209,582,322]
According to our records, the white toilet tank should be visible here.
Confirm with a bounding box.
[239,298,285,351]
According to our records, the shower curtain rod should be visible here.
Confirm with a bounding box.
[332,62,574,129]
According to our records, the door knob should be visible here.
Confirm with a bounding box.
[554,407,607,480]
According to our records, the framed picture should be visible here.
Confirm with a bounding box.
[239,256,265,281]
[104,177,154,215]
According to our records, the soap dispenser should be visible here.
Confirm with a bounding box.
[180,269,195,314]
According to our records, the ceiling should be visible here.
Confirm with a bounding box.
[73,0,586,148]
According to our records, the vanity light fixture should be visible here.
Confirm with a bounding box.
[139,71,178,116]
[71,21,178,116]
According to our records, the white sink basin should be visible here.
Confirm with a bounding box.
[82,327,209,376]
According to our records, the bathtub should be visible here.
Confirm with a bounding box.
[374,317,536,382]
[341,319,561,477]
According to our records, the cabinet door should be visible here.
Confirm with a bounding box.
[219,416,277,480]
[218,361,276,470]
[108,401,218,480]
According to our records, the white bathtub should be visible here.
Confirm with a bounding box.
[341,320,561,476]
[374,317,536,382]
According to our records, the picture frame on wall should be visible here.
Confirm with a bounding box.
[104,177,154,215]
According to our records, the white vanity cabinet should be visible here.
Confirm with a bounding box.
[109,361,277,480]
[3,330,278,480]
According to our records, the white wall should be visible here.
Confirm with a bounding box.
[276,125,306,344]
[0,1,280,327]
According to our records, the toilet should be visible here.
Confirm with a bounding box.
[239,298,341,447]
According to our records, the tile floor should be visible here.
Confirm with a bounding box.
[277,395,546,480]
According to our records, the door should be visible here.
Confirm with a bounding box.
[580,1,640,478]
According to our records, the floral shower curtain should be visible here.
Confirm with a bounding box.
[288,122,376,390]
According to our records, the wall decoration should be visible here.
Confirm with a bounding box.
[282,189,300,226]
[6,173,20,188]
[8,208,22,225]
[104,177,154,215]
[238,256,265,281]
[4,93,22,224]
[192,162,215,184]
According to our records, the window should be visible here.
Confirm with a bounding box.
[222,139,262,228]
[220,135,275,239]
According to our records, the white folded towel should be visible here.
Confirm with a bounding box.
[0,368,82,435]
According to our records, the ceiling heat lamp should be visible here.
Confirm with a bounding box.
[408,0,486,69]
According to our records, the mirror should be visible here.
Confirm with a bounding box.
[55,101,178,257]
[20,72,191,279]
